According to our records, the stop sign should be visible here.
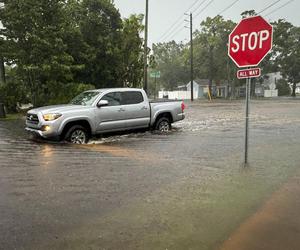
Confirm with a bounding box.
[228,16,273,68]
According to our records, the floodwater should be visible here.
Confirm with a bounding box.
[0,99,300,250]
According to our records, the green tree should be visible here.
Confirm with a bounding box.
[152,41,189,90]
[0,66,30,112]
[73,0,124,89]
[0,0,145,107]
[276,78,291,96]
[120,14,144,88]
[272,19,300,97]
[0,0,79,105]
[241,10,257,18]
[193,16,236,95]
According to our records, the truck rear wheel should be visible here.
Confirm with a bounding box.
[65,125,89,144]
[155,117,171,132]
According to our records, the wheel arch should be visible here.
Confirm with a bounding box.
[60,119,92,139]
[153,112,173,127]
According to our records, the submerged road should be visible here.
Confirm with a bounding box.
[0,99,300,250]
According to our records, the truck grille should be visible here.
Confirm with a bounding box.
[26,113,39,124]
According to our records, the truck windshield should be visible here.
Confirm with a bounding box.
[70,91,101,106]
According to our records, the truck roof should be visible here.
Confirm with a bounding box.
[88,88,144,92]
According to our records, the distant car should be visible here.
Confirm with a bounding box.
[25,88,185,144]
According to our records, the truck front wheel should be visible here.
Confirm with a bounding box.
[65,125,89,144]
[155,117,171,132]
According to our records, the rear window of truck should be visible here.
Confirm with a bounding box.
[121,91,144,105]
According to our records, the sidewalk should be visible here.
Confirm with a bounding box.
[219,174,300,250]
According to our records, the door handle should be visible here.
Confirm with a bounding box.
[118,108,125,112]
[141,106,148,110]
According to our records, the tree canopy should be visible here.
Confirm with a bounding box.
[1,4,300,110]
[0,0,145,107]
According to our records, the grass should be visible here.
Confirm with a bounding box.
[0,113,24,121]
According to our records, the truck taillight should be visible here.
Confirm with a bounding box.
[181,102,186,112]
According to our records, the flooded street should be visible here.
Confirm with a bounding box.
[1,99,300,250]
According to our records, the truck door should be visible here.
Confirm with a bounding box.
[121,91,150,129]
[95,91,127,132]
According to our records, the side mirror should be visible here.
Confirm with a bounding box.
[97,100,109,108]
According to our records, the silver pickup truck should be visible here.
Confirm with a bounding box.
[25,88,185,144]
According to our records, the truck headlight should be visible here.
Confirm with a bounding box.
[43,113,62,121]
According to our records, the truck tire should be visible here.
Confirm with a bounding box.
[64,125,89,144]
[155,117,171,132]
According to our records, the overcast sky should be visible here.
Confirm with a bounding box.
[114,0,299,45]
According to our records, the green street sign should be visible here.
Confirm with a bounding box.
[150,71,161,78]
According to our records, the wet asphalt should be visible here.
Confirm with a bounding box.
[0,99,300,250]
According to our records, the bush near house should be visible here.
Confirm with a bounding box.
[276,79,291,96]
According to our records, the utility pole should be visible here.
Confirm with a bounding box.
[0,57,5,85]
[143,0,149,93]
[0,57,5,118]
[185,13,194,101]
[190,13,194,102]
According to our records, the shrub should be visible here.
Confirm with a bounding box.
[46,82,95,105]
[276,79,291,96]
[0,66,32,112]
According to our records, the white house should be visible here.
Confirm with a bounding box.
[262,72,281,97]
[289,83,300,94]
[158,79,229,100]
[296,83,300,94]
[263,72,282,88]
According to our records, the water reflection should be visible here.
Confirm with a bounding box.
[40,145,54,170]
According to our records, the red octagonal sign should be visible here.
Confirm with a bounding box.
[228,16,273,68]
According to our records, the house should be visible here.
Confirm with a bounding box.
[288,82,300,94]
[158,79,230,100]
[296,83,300,94]
[186,81,205,98]
[263,72,282,88]
[262,72,281,97]
[252,72,281,97]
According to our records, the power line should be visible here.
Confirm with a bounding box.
[190,0,209,14]
[161,0,208,42]
[217,0,240,16]
[161,15,189,42]
[159,0,242,43]
[194,0,215,19]
[159,0,241,43]
[157,0,208,41]
[265,0,295,17]
[158,16,185,42]
[165,26,185,42]
[258,0,283,14]
[189,0,206,12]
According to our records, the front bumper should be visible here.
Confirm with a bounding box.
[25,125,59,139]
[25,127,49,138]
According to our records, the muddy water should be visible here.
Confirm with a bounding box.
[0,99,300,250]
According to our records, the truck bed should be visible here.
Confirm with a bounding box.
[149,99,183,103]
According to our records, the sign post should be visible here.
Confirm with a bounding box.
[245,76,250,164]
[228,16,273,166]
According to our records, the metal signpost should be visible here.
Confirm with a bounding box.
[228,16,273,166]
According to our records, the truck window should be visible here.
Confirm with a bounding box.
[121,91,144,105]
[70,91,101,106]
[101,92,122,106]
